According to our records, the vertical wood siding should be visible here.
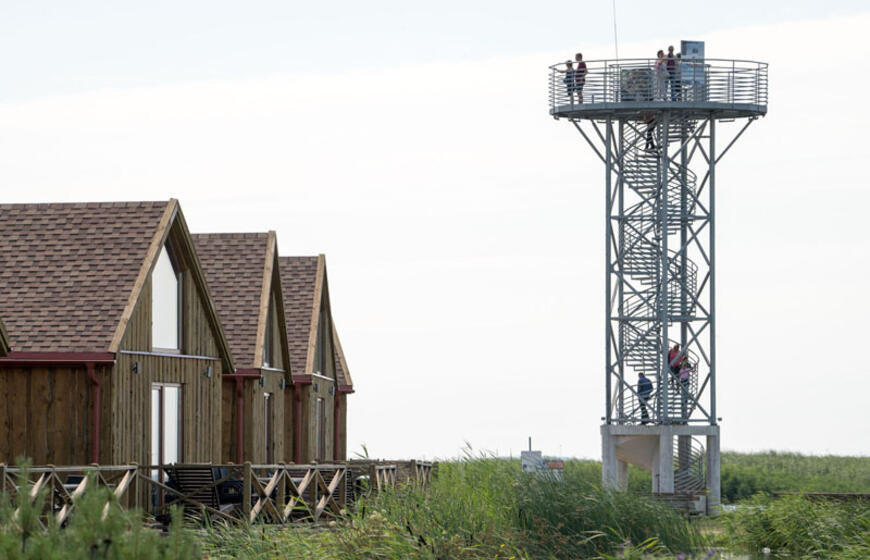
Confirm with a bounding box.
[0,366,93,465]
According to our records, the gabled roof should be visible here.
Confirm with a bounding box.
[193,231,289,370]
[278,256,320,376]
[279,255,353,390]
[0,201,169,353]
[0,200,235,371]
[0,318,10,357]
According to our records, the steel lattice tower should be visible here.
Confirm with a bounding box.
[549,56,767,513]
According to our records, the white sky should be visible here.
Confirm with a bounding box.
[1,2,868,459]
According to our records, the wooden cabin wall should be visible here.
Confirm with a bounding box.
[268,295,285,371]
[304,377,335,463]
[0,365,101,465]
[111,353,222,465]
[336,393,348,461]
[246,370,284,463]
[119,272,220,357]
[282,384,295,462]
[221,380,238,463]
[221,372,285,464]
[112,243,227,466]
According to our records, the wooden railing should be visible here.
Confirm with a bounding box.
[0,460,436,527]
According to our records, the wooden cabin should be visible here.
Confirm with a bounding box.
[193,232,292,464]
[0,200,234,466]
[279,255,353,463]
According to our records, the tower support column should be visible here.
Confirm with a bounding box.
[706,431,721,514]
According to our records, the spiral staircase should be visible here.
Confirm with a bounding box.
[615,116,706,493]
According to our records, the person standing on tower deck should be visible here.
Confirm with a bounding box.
[654,50,667,101]
[679,360,692,419]
[556,60,578,104]
[668,343,684,376]
[638,372,653,424]
[674,52,683,100]
[574,53,588,103]
[666,45,678,100]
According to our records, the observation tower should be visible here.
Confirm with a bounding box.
[549,51,767,513]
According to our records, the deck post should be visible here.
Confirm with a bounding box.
[277,463,286,514]
[243,462,252,521]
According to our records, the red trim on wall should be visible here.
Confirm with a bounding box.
[0,352,115,367]
[337,385,354,394]
[291,374,313,386]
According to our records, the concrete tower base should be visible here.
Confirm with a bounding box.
[601,424,721,515]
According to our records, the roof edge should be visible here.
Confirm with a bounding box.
[252,231,277,368]
[108,199,177,352]
[332,323,353,388]
[303,254,326,374]
[171,205,237,374]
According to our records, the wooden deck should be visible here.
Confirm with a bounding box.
[0,460,435,528]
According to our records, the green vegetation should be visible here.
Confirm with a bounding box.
[722,494,870,558]
[721,451,870,503]
[4,452,870,558]
[201,455,702,559]
[0,465,198,559]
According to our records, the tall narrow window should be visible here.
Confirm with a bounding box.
[152,245,181,350]
[315,397,325,462]
[264,392,273,463]
[151,384,182,476]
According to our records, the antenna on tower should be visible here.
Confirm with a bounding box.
[612,0,619,60]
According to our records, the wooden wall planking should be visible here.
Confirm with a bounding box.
[0,366,92,465]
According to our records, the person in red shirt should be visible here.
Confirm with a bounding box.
[668,343,683,375]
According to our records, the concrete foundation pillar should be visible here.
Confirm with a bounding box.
[706,431,721,515]
[601,426,619,489]
[616,459,628,490]
[654,427,674,493]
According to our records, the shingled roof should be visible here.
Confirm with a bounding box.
[278,256,320,376]
[193,232,287,369]
[0,200,235,371]
[278,255,352,389]
[0,201,171,353]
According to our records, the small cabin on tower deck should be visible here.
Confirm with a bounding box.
[193,232,292,464]
[279,255,353,463]
[0,200,234,466]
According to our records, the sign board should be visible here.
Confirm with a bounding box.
[680,40,706,100]
[521,450,543,473]
[680,40,705,83]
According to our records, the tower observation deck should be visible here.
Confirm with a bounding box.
[550,57,767,513]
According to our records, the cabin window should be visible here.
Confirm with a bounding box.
[152,245,181,351]
[264,392,273,463]
[151,384,182,472]
[263,303,273,368]
[315,397,325,462]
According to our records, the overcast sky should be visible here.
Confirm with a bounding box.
[1,1,868,459]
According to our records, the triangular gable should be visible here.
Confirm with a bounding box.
[280,254,344,380]
[0,318,9,357]
[0,201,171,353]
[110,200,235,372]
[332,324,353,391]
[194,231,291,371]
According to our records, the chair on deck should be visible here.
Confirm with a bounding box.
[165,465,239,522]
